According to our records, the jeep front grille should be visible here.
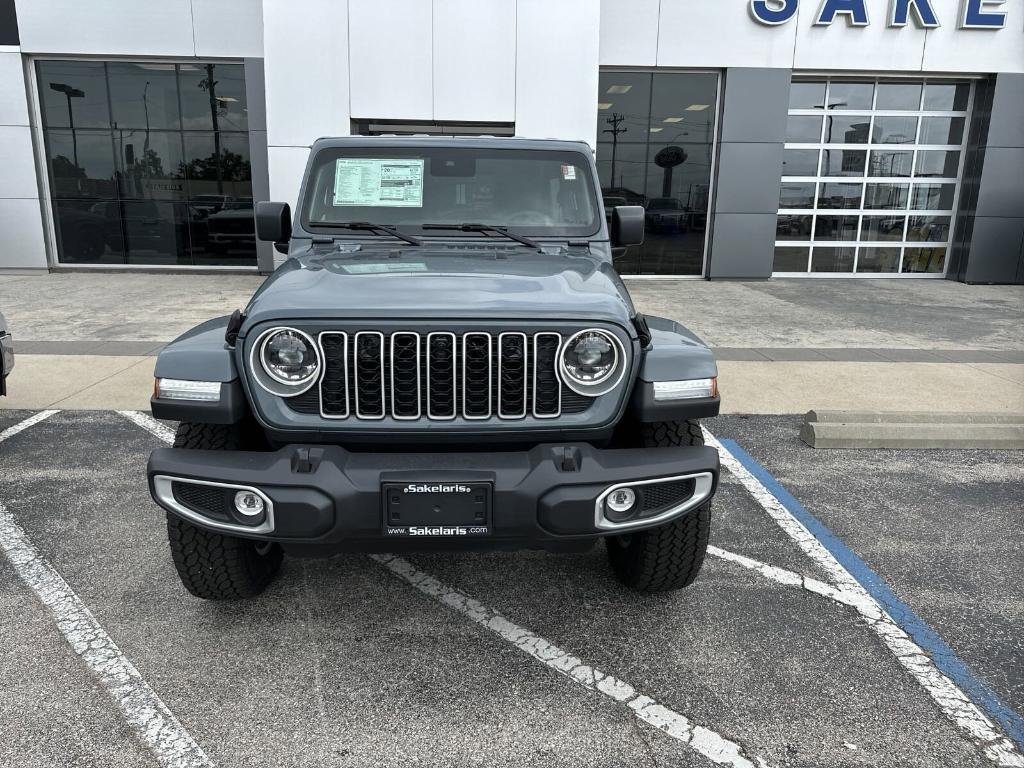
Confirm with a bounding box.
[426,333,456,419]
[286,330,585,421]
[462,332,492,419]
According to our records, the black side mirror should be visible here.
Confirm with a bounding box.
[611,205,645,247]
[255,201,292,243]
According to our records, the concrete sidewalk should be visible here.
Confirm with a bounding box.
[1,272,1022,414]
[3,272,1023,348]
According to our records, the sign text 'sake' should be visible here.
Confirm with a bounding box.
[749,0,1008,29]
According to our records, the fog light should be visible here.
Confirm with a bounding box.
[234,490,265,518]
[606,487,637,514]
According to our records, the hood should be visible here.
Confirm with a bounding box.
[241,247,635,332]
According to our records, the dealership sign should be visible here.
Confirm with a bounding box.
[750,0,1008,28]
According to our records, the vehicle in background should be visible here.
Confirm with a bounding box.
[644,197,688,233]
[0,311,13,396]
[190,194,235,215]
[777,214,813,238]
[53,205,109,262]
[206,200,256,256]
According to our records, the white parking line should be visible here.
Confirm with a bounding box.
[0,409,59,442]
[118,409,176,442]
[708,546,858,608]
[0,413,215,768]
[703,428,1024,768]
[708,545,922,621]
[371,553,769,768]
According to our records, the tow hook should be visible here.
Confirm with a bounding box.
[291,447,325,473]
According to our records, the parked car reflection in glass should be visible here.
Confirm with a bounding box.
[205,200,256,257]
[776,214,813,239]
[644,197,687,233]
[54,203,112,262]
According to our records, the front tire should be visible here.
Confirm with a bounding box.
[640,419,704,449]
[606,419,712,593]
[166,422,282,600]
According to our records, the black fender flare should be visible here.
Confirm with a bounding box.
[151,316,247,424]
[629,314,720,422]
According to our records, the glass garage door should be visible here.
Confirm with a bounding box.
[774,77,972,276]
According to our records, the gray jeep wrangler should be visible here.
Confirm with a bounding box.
[147,137,721,600]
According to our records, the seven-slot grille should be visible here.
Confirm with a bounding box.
[289,330,577,421]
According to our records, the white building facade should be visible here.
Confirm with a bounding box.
[1,0,1022,282]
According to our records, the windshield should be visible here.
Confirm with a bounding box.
[301,146,600,238]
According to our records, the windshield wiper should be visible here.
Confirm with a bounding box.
[421,223,542,251]
[311,221,421,246]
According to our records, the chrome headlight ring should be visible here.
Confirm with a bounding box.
[249,326,321,398]
[558,328,628,397]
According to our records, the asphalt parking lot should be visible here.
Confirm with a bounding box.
[0,409,1021,768]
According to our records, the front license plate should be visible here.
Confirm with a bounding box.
[382,482,491,537]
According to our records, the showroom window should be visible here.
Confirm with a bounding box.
[595,71,719,276]
[36,60,255,267]
[775,77,972,276]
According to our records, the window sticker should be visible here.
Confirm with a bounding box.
[333,159,424,207]
[561,164,577,181]
[340,263,429,274]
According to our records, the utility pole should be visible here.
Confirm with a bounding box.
[49,83,85,168]
[142,80,151,157]
[602,113,627,189]
[200,64,224,195]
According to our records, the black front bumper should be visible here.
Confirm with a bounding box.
[147,442,719,554]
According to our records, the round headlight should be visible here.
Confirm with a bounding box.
[261,329,319,385]
[249,327,321,397]
[559,329,626,397]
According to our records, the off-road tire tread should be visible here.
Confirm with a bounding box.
[606,418,710,593]
[166,422,282,600]
[639,419,704,448]
[172,421,242,450]
[166,515,282,600]
[607,503,711,592]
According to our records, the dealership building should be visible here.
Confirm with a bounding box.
[0,0,1022,283]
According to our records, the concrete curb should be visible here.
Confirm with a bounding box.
[800,411,1024,449]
